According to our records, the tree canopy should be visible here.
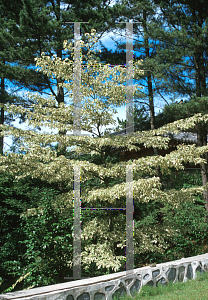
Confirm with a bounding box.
[0,30,208,283]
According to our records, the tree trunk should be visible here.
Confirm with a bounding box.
[193,8,208,210]
[197,122,208,210]
[143,10,163,186]
[55,0,67,156]
[0,76,5,155]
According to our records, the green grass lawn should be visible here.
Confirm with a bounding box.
[113,270,208,300]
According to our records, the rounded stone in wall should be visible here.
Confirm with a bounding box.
[156,277,167,287]
[187,264,193,280]
[66,295,74,300]
[143,274,150,280]
[166,268,176,282]
[196,265,203,275]
[130,279,141,298]
[146,280,154,287]
[112,285,127,300]
[77,292,90,300]
[178,266,185,282]
[94,293,105,300]
[105,285,114,292]
[152,269,160,278]
[125,278,133,286]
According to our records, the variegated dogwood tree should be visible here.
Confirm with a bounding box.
[0,29,208,274]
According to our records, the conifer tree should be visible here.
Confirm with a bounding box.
[0,0,52,155]
[148,0,208,209]
[94,0,171,130]
[100,0,208,207]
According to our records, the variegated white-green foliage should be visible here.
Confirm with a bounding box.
[0,29,208,273]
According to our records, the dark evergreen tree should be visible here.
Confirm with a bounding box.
[150,0,208,210]
[0,0,52,155]
[93,0,172,130]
